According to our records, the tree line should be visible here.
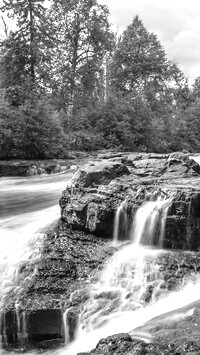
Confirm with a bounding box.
[0,0,200,159]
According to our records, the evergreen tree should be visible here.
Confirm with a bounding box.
[48,0,114,122]
[110,16,185,98]
[0,0,53,85]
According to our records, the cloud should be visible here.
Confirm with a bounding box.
[165,30,200,81]
[99,0,200,82]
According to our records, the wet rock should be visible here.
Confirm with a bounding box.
[0,162,30,176]
[60,154,200,249]
[38,167,47,175]
[27,166,38,176]
[167,152,200,174]
[85,333,168,355]
[72,161,130,188]
[164,191,200,250]
[0,159,76,176]
[52,165,61,173]
[84,332,200,355]
[91,333,134,354]
[67,306,79,342]
[1,311,18,345]
[27,309,63,342]
[1,224,115,349]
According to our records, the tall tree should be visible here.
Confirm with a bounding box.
[0,0,53,84]
[48,0,114,121]
[110,15,185,99]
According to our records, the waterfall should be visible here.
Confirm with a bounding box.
[113,201,127,242]
[63,308,70,345]
[64,191,173,354]
[131,193,171,247]
[15,307,28,346]
[65,244,164,354]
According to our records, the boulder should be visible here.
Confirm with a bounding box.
[72,161,130,188]
[27,166,38,176]
[167,152,200,174]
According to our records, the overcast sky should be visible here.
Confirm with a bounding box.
[99,0,200,84]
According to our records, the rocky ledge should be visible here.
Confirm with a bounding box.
[2,151,200,353]
[60,151,200,250]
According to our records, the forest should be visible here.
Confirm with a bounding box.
[0,0,200,159]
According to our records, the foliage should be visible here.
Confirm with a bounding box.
[47,0,114,121]
[0,0,54,95]
[0,97,68,159]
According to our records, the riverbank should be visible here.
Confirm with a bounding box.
[0,151,93,176]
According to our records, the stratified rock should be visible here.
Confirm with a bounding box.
[165,191,200,250]
[59,153,200,248]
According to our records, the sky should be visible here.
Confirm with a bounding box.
[0,0,200,84]
[99,0,200,84]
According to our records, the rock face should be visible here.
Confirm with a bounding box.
[60,162,131,237]
[1,224,115,349]
[60,152,200,250]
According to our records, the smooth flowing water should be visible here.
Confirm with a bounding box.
[113,201,127,242]
[0,170,74,310]
[131,196,171,247]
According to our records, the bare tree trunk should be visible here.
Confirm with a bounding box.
[28,0,35,82]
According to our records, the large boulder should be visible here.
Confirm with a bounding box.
[60,162,131,236]
[72,161,130,187]
[166,152,200,174]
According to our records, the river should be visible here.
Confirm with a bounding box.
[0,170,74,323]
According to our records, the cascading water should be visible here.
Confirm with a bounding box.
[63,308,70,345]
[131,193,172,247]
[64,191,174,354]
[15,308,27,346]
[113,201,127,242]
